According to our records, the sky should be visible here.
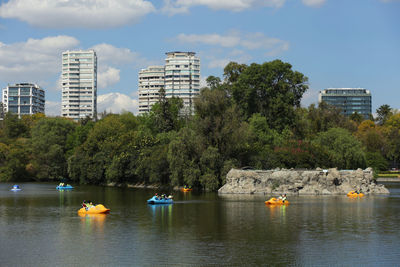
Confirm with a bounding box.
[0,0,399,116]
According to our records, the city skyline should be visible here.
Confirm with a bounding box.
[0,0,399,116]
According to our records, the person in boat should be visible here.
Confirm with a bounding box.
[168,195,173,199]
[154,193,159,200]
[82,200,94,210]
[278,194,287,202]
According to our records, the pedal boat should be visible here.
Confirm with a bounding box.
[56,185,74,190]
[147,196,173,205]
[181,188,192,192]
[265,197,290,205]
[10,185,21,191]
[78,204,110,214]
[347,191,364,198]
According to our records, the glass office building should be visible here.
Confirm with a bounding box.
[2,83,45,117]
[318,88,372,119]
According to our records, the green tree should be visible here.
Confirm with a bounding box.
[312,128,366,169]
[149,88,184,133]
[2,113,29,139]
[376,104,393,125]
[206,75,222,90]
[349,112,364,124]
[366,152,388,172]
[381,114,400,168]
[231,60,308,130]
[294,102,356,139]
[168,127,201,187]
[31,117,76,180]
[354,120,385,153]
[0,139,31,182]
[223,62,248,85]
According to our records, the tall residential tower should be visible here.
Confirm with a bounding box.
[165,52,200,114]
[2,83,45,117]
[138,52,200,115]
[61,50,97,121]
[138,65,165,114]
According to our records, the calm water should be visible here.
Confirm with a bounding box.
[1,183,400,266]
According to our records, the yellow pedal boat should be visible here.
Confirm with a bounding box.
[347,191,364,198]
[265,197,290,205]
[78,204,110,214]
[181,188,192,192]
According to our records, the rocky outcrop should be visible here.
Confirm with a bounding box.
[218,168,389,195]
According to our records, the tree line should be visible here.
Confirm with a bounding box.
[0,60,398,191]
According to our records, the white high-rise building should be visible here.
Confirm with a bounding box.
[138,52,201,115]
[164,51,200,114]
[2,83,45,117]
[61,50,97,121]
[138,65,165,114]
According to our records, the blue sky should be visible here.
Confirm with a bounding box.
[0,0,399,116]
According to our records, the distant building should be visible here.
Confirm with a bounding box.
[2,83,45,117]
[138,65,165,114]
[165,51,200,114]
[138,52,201,115]
[61,49,97,121]
[318,88,372,119]
[0,102,4,120]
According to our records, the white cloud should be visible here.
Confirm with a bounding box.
[176,33,240,47]
[200,77,207,88]
[45,93,139,116]
[90,43,153,69]
[98,92,139,114]
[98,67,121,89]
[91,43,139,65]
[162,0,286,14]
[302,0,326,7]
[208,58,231,69]
[45,100,61,116]
[0,0,155,28]
[0,35,79,84]
[301,88,319,107]
[176,31,289,56]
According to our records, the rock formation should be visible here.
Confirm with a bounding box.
[218,168,389,195]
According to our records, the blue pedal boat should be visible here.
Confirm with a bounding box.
[56,184,74,190]
[10,185,21,191]
[147,196,173,205]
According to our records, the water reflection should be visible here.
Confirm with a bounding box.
[148,204,173,230]
[78,213,107,234]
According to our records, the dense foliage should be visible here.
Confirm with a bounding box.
[0,60,398,190]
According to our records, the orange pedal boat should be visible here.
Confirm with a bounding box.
[181,188,192,192]
[347,191,364,198]
[265,197,290,205]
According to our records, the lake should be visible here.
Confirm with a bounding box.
[1,182,399,266]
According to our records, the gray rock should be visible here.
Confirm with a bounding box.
[219,168,389,195]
